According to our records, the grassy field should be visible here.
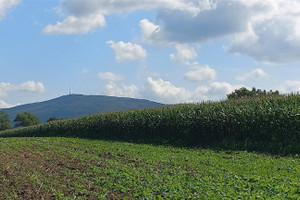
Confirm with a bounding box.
[1,137,300,199]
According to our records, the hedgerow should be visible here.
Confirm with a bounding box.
[1,95,299,154]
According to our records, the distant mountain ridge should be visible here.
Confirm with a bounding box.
[1,94,164,124]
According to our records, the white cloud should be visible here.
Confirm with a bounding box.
[60,0,205,16]
[279,80,300,93]
[99,73,233,103]
[45,0,210,35]
[152,0,259,44]
[184,65,217,82]
[0,99,15,108]
[0,83,11,97]
[0,81,45,97]
[170,44,197,65]
[46,0,300,63]
[43,13,105,34]
[152,0,300,63]
[208,82,241,97]
[19,81,45,92]
[144,77,192,104]
[99,71,138,98]
[169,44,217,82]
[144,77,242,104]
[98,74,241,104]
[222,0,300,63]
[193,82,244,101]
[104,81,138,98]
[0,0,20,21]
[107,41,146,62]
[99,72,123,82]
[139,19,168,46]
[236,68,267,81]
[228,14,300,63]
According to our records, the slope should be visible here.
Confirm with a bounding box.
[1,94,163,124]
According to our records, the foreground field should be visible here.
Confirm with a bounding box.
[1,137,300,199]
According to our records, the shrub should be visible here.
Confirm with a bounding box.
[14,112,41,127]
[0,111,12,131]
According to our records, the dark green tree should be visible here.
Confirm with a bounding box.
[227,87,280,100]
[46,117,65,122]
[0,110,12,131]
[14,112,41,127]
[46,117,59,122]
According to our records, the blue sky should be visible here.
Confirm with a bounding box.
[1,0,300,107]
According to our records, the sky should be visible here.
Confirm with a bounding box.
[1,0,300,108]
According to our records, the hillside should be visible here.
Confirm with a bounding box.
[1,94,163,124]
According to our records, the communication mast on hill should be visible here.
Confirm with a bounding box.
[69,86,72,95]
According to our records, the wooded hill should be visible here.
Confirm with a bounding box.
[1,94,163,124]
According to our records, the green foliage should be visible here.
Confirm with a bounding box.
[0,110,12,131]
[46,117,65,123]
[1,95,300,154]
[227,87,280,100]
[1,137,300,199]
[14,112,41,127]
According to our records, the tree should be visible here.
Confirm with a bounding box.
[46,117,65,122]
[227,87,280,100]
[46,117,59,123]
[0,110,12,131]
[14,112,41,127]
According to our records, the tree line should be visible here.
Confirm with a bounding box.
[227,87,280,100]
[0,111,63,131]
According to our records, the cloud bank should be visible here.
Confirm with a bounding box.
[46,0,300,63]
[98,72,240,104]
[280,80,300,94]
[0,81,45,98]
[0,81,45,108]
[43,0,207,35]
[144,77,242,104]
[0,100,15,108]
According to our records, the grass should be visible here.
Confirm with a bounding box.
[1,137,300,199]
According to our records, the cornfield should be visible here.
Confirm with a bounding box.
[1,94,299,154]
